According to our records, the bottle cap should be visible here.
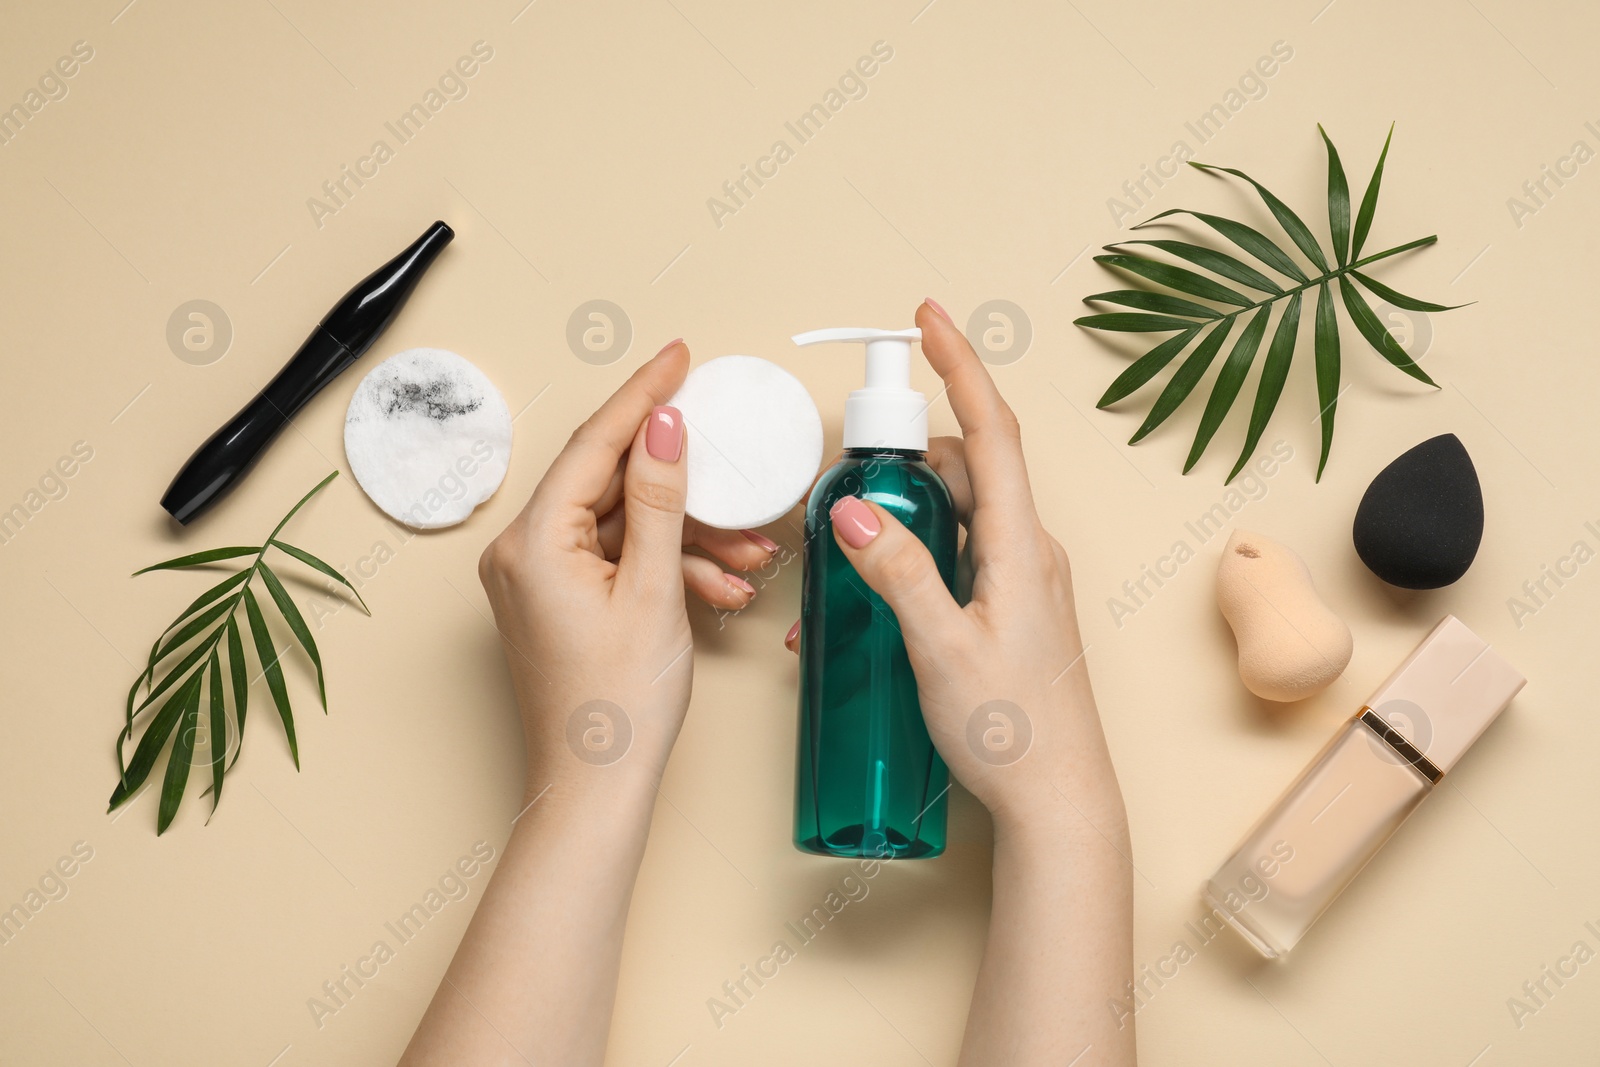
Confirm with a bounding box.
[1363,615,1525,776]
[791,327,927,451]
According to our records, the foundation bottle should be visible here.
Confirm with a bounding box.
[1204,615,1524,957]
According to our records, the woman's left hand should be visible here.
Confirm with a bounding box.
[476,339,776,795]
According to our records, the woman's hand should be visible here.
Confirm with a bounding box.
[477,339,777,797]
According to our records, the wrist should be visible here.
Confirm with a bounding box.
[506,767,663,876]
[521,685,686,791]
[523,758,662,819]
[987,773,1129,858]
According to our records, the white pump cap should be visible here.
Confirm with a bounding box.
[791,327,927,451]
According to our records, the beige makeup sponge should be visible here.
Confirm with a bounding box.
[1216,529,1353,702]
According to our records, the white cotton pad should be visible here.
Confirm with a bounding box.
[343,347,512,529]
[668,355,823,530]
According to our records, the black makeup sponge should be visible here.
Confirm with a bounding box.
[1353,434,1483,589]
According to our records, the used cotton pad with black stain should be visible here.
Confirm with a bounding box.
[1353,434,1484,589]
[668,355,823,530]
[344,348,511,529]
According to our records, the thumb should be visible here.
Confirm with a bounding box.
[618,404,688,595]
[829,496,964,652]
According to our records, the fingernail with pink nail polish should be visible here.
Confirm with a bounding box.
[741,530,779,553]
[925,298,952,324]
[785,619,801,645]
[725,574,756,597]
[647,405,683,461]
[830,496,880,549]
[655,338,684,359]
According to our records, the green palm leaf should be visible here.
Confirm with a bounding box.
[117,569,250,779]
[114,471,365,831]
[1137,208,1308,282]
[167,569,252,634]
[1108,239,1283,293]
[224,616,249,773]
[244,586,298,770]
[110,669,202,811]
[1352,123,1393,258]
[264,470,340,545]
[1075,126,1461,481]
[132,628,226,718]
[1356,234,1437,264]
[1097,329,1200,408]
[207,653,226,815]
[259,562,326,710]
[151,597,237,666]
[1231,292,1303,482]
[132,546,260,575]
[1338,276,1437,386]
[1319,124,1351,267]
[1094,253,1253,307]
[1073,312,1203,332]
[1129,318,1235,443]
[1184,306,1272,472]
[1352,271,1468,312]
[1313,283,1341,481]
[270,540,370,614]
[1083,289,1223,318]
[1190,162,1330,272]
[158,673,203,834]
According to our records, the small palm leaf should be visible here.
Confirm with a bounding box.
[1319,124,1351,267]
[132,629,226,718]
[244,586,298,770]
[115,572,249,779]
[1338,276,1437,386]
[1190,161,1330,272]
[1083,289,1222,318]
[1073,312,1203,333]
[168,569,252,632]
[132,546,260,575]
[207,654,226,815]
[114,471,365,831]
[1232,292,1303,482]
[1352,123,1393,258]
[1313,283,1341,481]
[151,598,236,666]
[110,669,202,811]
[1351,271,1469,312]
[265,470,340,544]
[1094,253,1253,307]
[224,615,249,773]
[259,562,326,710]
[1108,240,1282,294]
[1137,209,1308,282]
[270,540,370,614]
[1077,125,1461,481]
[1185,306,1272,472]
[1098,329,1200,408]
[158,673,203,834]
[1129,318,1235,443]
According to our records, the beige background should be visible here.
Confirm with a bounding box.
[2,0,1596,1063]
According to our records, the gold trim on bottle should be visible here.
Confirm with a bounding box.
[1359,706,1442,783]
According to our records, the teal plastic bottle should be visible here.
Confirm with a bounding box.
[790,328,958,859]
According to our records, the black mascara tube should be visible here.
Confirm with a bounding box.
[160,221,453,524]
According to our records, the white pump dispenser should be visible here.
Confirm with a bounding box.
[791,327,927,451]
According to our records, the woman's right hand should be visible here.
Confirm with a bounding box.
[789,300,1125,836]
